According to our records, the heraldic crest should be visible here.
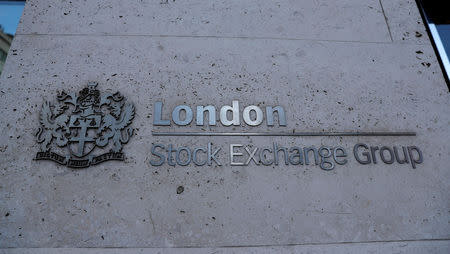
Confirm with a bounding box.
[35,82,135,168]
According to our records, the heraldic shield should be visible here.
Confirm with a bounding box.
[35,82,135,168]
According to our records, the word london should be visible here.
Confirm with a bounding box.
[154,100,286,126]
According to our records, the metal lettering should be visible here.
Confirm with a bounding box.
[273,143,289,165]
[150,144,165,166]
[370,146,379,164]
[380,146,394,164]
[288,147,303,165]
[220,101,240,126]
[333,147,348,165]
[230,144,244,165]
[393,146,409,164]
[242,106,263,126]
[319,146,334,170]
[354,143,371,164]
[266,106,286,126]
[167,144,176,166]
[172,105,193,126]
[408,146,423,169]
[303,146,319,165]
[260,148,273,165]
[193,147,207,166]
[208,143,222,166]
[176,147,191,166]
[153,101,170,126]
[245,147,260,165]
[196,105,216,126]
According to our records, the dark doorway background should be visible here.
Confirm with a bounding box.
[416,0,450,90]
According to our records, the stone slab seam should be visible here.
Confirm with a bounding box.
[13,33,431,46]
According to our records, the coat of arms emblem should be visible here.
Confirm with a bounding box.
[35,82,135,168]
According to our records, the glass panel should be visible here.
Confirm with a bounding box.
[436,24,450,58]
[416,0,450,89]
[0,0,26,75]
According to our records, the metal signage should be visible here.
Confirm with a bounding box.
[33,84,423,170]
[35,82,135,168]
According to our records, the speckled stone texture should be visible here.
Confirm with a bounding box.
[0,0,449,253]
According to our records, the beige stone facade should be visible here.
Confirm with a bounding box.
[0,0,449,253]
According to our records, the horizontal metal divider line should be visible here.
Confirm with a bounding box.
[152,131,416,137]
[2,238,448,250]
